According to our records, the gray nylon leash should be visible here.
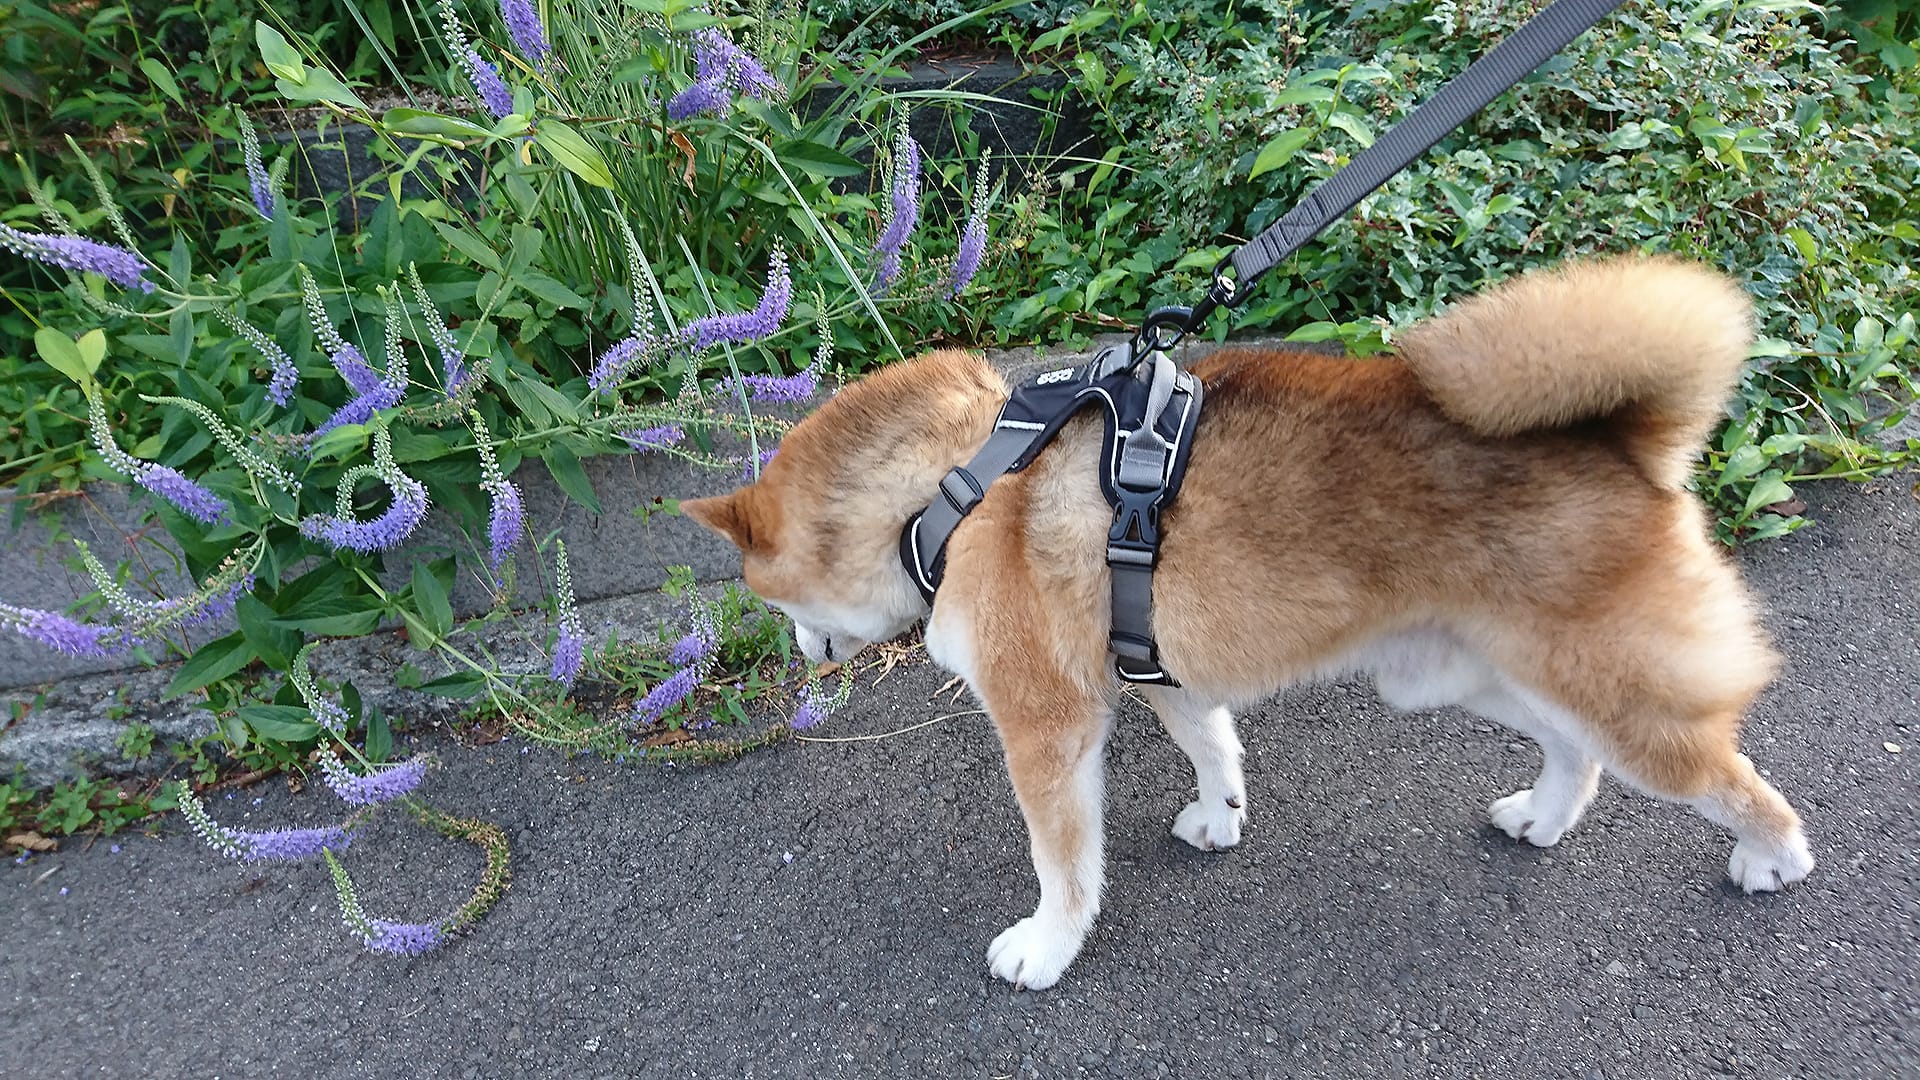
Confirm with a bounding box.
[1138,0,1625,350]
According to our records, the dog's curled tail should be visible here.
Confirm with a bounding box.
[1397,255,1753,488]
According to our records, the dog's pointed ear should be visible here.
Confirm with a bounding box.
[682,489,754,551]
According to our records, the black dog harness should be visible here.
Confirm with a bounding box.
[900,345,1202,685]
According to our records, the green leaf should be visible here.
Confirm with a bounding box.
[532,119,615,189]
[1272,84,1335,107]
[772,139,864,178]
[234,594,300,669]
[1285,322,1343,343]
[165,633,258,698]
[307,423,370,461]
[416,671,489,699]
[1325,110,1376,148]
[1742,474,1795,516]
[238,704,322,743]
[542,443,601,514]
[432,221,503,273]
[34,329,92,387]
[515,374,580,422]
[138,59,185,108]
[1248,128,1314,180]
[255,22,307,84]
[276,69,366,110]
[365,708,393,762]
[277,608,383,636]
[1853,316,1884,351]
[1718,444,1768,487]
[382,107,494,144]
[516,271,589,309]
[410,562,453,639]
[1483,193,1523,217]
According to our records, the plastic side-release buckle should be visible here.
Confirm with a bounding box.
[1109,429,1173,548]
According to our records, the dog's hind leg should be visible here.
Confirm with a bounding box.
[1138,686,1246,851]
[977,673,1114,990]
[1463,681,1603,848]
[1602,723,1813,893]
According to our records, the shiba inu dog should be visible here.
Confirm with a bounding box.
[683,256,1814,990]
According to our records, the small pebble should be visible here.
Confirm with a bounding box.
[1885,742,1903,754]
[58,886,69,896]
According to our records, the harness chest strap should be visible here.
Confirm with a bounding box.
[899,346,1204,686]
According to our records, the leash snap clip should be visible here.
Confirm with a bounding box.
[1135,305,1195,354]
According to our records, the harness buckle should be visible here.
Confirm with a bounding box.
[937,467,985,516]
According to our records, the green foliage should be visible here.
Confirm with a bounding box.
[1,0,984,792]
[114,721,156,762]
[1002,0,1918,539]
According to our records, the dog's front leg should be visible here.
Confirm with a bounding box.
[978,675,1113,991]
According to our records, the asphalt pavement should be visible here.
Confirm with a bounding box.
[6,473,1917,1079]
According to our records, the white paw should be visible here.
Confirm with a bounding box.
[1728,831,1815,893]
[1172,797,1245,852]
[1488,789,1574,847]
[987,914,1085,990]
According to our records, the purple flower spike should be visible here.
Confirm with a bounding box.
[619,424,684,453]
[310,381,404,441]
[952,152,992,296]
[683,251,791,352]
[667,79,732,121]
[299,473,429,554]
[668,28,779,120]
[134,464,230,526]
[873,132,922,294]
[0,224,153,293]
[267,355,299,406]
[487,479,523,570]
[465,48,514,119]
[550,624,584,686]
[320,754,431,807]
[499,0,551,68]
[237,111,274,221]
[178,790,353,861]
[792,690,827,731]
[331,344,383,396]
[952,218,987,295]
[548,538,586,687]
[0,603,125,657]
[441,348,469,398]
[364,920,447,956]
[731,52,778,101]
[182,575,253,627]
[239,825,354,862]
[734,361,819,404]
[589,333,651,395]
[668,631,713,668]
[631,664,700,726]
[311,697,350,733]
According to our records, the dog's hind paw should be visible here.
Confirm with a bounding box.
[1728,832,1814,893]
[987,915,1085,991]
[1488,788,1577,847]
[1172,798,1244,852]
